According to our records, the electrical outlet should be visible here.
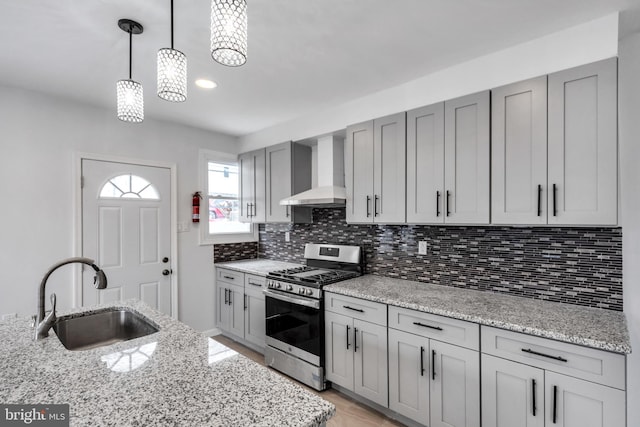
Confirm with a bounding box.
[418,241,427,255]
[1,313,17,321]
[285,232,290,242]
[177,222,190,233]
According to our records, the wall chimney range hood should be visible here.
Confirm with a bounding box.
[280,135,346,207]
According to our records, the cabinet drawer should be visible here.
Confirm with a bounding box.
[481,326,625,390]
[245,274,266,289]
[325,293,387,326]
[389,306,479,351]
[217,268,244,284]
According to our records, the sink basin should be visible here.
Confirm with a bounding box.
[53,308,159,351]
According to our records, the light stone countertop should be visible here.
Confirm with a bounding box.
[215,259,303,276]
[0,300,334,426]
[324,275,631,354]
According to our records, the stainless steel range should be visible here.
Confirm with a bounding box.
[263,243,362,391]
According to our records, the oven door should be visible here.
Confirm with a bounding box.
[264,288,323,366]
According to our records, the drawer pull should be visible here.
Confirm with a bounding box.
[223,275,235,280]
[248,281,262,287]
[521,348,568,362]
[413,321,443,331]
[343,305,364,313]
[532,378,537,416]
[552,385,558,423]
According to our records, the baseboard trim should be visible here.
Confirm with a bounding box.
[203,328,220,337]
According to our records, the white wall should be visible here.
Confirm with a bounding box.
[618,9,640,423]
[0,85,237,332]
[239,13,619,151]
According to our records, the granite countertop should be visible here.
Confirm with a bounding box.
[324,275,631,354]
[215,259,303,276]
[0,300,334,426]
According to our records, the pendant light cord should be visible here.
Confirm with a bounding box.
[171,0,174,49]
[128,29,132,80]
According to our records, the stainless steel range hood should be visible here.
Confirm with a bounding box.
[280,135,346,207]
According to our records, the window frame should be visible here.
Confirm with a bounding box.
[199,149,258,245]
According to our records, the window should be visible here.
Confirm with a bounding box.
[200,150,257,244]
[100,174,159,199]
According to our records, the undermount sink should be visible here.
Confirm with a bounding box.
[53,308,159,351]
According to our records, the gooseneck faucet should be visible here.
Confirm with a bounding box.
[35,257,108,340]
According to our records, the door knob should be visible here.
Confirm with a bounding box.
[162,269,172,276]
[162,257,169,263]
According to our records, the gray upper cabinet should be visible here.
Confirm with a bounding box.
[345,112,406,224]
[548,58,618,225]
[491,76,548,225]
[406,102,445,223]
[265,141,312,223]
[238,148,266,223]
[444,91,491,224]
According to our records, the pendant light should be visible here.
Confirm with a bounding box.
[210,0,247,67]
[158,0,187,102]
[116,19,144,123]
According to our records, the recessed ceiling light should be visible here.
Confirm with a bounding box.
[195,79,217,89]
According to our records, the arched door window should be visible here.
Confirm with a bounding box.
[99,174,160,199]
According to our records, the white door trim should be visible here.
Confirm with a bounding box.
[73,151,179,319]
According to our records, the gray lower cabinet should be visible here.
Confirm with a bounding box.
[481,326,626,427]
[388,307,480,427]
[216,268,266,351]
[325,294,388,407]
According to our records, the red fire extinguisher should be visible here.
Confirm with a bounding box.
[192,192,202,223]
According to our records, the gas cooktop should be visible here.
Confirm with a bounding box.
[268,265,359,287]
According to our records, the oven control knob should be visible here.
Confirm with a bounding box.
[298,288,305,294]
[276,283,281,289]
[287,285,293,291]
[306,289,313,296]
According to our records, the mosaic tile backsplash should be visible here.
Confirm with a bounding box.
[258,208,623,311]
[213,242,258,263]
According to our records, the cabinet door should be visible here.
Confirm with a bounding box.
[481,354,544,427]
[492,77,548,225]
[238,152,254,223]
[325,311,354,391]
[216,284,231,332]
[228,284,245,338]
[548,58,617,225]
[265,142,292,223]
[444,91,490,224]
[373,112,406,224]
[407,102,445,224]
[252,149,266,223]
[345,120,374,223]
[430,340,480,427]
[354,319,388,407]
[389,328,430,425]
[545,371,625,427]
[244,288,265,349]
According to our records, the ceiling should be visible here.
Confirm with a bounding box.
[0,0,637,137]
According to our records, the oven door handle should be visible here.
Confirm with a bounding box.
[263,289,321,310]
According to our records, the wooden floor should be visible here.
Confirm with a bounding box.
[211,335,405,427]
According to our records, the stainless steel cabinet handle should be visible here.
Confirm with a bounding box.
[223,275,235,280]
[436,191,441,217]
[374,195,379,217]
[248,281,262,287]
[354,327,358,353]
[224,289,229,305]
[446,191,451,217]
[420,346,425,376]
[366,196,371,217]
[228,289,232,305]
[552,184,557,216]
[343,305,364,313]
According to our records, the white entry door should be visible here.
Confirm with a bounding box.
[82,159,172,315]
